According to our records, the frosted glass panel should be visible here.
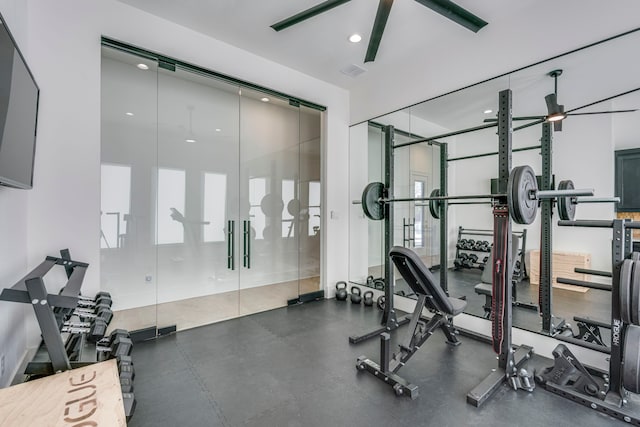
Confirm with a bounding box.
[100,46,158,331]
[156,168,185,245]
[203,172,227,242]
[282,179,295,237]
[249,177,266,240]
[101,164,131,249]
[308,181,321,236]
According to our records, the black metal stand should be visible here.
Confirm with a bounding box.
[350,126,408,344]
[467,89,535,408]
[536,219,640,424]
[0,249,89,374]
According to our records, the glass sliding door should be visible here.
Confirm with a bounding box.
[155,66,240,331]
[100,47,159,332]
[102,45,323,333]
[239,89,300,314]
[299,106,322,295]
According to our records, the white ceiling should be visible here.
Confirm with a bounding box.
[116,0,534,89]
[116,0,640,124]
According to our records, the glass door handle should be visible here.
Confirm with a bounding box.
[227,220,235,270]
[243,220,251,269]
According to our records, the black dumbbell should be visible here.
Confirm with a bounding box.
[350,287,362,304]
[465,239,475,250]
[122,391,137,421]
[454,253,468,269]
[457,239,467,249]
[363,291,374,307]
[60,316,108,341]
[78,291,112,309]
[463,254,477,268]
[75,303,113,324]
[97,329,133,361]
[335,281,348,301]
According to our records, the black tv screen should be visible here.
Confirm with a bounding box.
[0,13,39,189]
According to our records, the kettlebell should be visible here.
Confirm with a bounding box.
[376,295,386,311]
[350,286,362,304]
[373,279,385,290]
[363,291,374,307]
[335,281,348,301]
[366,275,374,287]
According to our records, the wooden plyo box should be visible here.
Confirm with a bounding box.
[528,250,591,293]
[0,359,126,427]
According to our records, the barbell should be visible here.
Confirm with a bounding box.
[427,181,617,222]
[555,180,619,220]
[359,165,594,225]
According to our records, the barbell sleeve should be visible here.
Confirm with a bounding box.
[559,220,640,229]
[535,188,594,199]
[574,197,620,204]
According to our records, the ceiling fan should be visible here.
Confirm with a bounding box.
[485,69,639,131]
[270,0,488,63]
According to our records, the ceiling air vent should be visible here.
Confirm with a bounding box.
[340,64,367,78]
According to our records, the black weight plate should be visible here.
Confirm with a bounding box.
[623,325,640,393]
[621,259,634,324]
[633,260,640,325]
[287,199,300,217]
[362,182,385,221]
[260,193,284,217]
[557,180,576,221]
[508,165,538,225]
[429,189,441,219]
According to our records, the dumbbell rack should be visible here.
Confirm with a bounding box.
[454,226,528,281]
[535,219,640,425]
[0,249,92,374]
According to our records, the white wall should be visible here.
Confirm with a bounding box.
[0,0,39,388]
[0,0,349,385]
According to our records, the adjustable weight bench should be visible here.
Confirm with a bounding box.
[356,246,467,399]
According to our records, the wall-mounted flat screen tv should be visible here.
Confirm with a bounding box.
[0,12,39,189]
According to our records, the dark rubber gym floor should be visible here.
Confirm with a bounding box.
[128,299,623,427]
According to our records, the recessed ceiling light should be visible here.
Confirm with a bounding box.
[261,97,270,102]
[215,128,221,132]
[348,33,362,43]
[483,109,493,114]
[125,112,134,116]
[185,138,196,143]
[137,63,149,70]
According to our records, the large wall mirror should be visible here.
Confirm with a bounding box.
[349,27,640,340]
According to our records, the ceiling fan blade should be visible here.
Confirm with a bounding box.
[484,116,544,122]
[414,0,488,32]
[365,0,394,63]
[271,0,352,31]
[566,86,640,114]
[513,118,546,132]
[554,121,563,132]
[567,109,638,116]
[545,93,559,115]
